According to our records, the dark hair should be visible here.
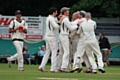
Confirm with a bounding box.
[23,47,27,52]
[49,7,57,15]
[99,32,104,36]
[62,11,66,15]
[62,12,64,15]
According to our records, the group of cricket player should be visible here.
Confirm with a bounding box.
[38,7,106,74]
[7,7,106,74]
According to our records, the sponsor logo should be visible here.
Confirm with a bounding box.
[0,18,14,26]
[0,34,43,39]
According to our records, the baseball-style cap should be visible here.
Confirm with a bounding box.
[15,10,22,15]
[80,10,86,14]
[79,10,86,17]
[60,7,70,13]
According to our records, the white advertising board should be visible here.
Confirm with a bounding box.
[0,15,43,39]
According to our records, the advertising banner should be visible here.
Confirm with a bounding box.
[0,15,43,39]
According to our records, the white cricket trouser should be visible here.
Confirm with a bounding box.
[9,41,24,68]
[56,42,63,70]
[73,39,95,70]
[68,40,73,70]
[71,38,79,55]
[73,50,93,70]
[73,40,85,69]
[85,40,104,69]
[59,34,69,69]
[70,38,79,69]
[82,52,92,70]
[39,36,57,71]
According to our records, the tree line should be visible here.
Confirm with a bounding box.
[0,0,119,17]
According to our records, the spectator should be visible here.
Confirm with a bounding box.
[34,45,46,64]
[22,47,29,64]
[38,45,46,63]
[99,32,111,66]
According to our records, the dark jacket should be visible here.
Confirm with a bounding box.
[99,37,110,49]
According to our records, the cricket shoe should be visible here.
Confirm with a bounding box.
[18,67,25,71]
[98,68,106,73]
[70,67,80,73]
[61,68,70,73]
[7,57,12,68]
[92,69,97,74]
[38,68,48,72]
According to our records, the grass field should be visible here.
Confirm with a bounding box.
[0,63,120,80]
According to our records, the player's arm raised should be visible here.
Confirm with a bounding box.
[64,18,77,31]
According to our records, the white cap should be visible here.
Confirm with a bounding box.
[60,7,70,13]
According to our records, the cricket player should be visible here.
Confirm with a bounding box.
[79,11,93,73]
[59,7,81,72]
[71,11,92,73]
[7,10,27,71]
[83,12,105,73]
[56,41,63,70]
[56,13,64,71]
[69,12,80,70]
[38,7,61,72]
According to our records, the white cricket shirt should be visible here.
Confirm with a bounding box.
[60,16,78,35]
[45,15,60,36]
[69,19,80,39]
[77,19,97,41]
[9,19,27,39]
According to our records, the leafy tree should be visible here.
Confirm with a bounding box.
[70,0,120,17]
[0,0,119,17]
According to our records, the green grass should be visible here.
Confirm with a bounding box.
[0,63,120,80]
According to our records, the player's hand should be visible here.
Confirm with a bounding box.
[108,50,111,54]
[58,13,62,20]
[18,26,24,32]
[75,31,78,35]
[58,16,66,24]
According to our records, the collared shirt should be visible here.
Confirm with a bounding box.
[40,50,45,57]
